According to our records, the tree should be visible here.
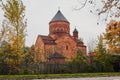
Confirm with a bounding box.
[94,35,107,56]
[22,45,35,74]
[0,41,23,74]
[93,35,114,72]
[0,41,10,74]
[0,0,26,74]
[97,0,120,18]
[1,0,26,52]
[71,49,88,72]
[104,20,120,54]
[75,0,120,21]
[73,49,87,62]
[87,39,97,53]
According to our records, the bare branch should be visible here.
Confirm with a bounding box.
[98,0,119,15]
[74,0,88,10]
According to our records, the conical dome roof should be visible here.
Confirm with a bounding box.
[73,28,78,33]
[50,10,68,22]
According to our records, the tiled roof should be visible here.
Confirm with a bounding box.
[77,39,86,47]
[50,10,68,22]
[39,35,56,45]
[77,39,83,44]
[47,52,65,59]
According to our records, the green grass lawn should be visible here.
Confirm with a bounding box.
[0,72,120,79]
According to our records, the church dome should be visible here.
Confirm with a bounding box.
[50,10,69,23]
[49,10,70,36]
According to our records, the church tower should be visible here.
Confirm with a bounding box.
[73,28,78,40]
[49,10,70,39]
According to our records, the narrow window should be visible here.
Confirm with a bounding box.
[66,45,68,50]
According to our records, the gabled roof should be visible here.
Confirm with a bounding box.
[47,52,65,60]
[39,35,56,45]
[50,10,68,22]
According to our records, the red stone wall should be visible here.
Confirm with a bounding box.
[35,36,44,51]
[44,44,56,57]
[55,35,77,61]
[49,21,70,35]
[78,46,87,55]
[35,37,57,62]
[35,36,45,62]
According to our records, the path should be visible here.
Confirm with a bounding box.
[34,76,120,80]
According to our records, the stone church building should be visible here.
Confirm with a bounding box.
[35,10,86,63]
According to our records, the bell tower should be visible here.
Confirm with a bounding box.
[73,28,78,40]
[49,10,70,38]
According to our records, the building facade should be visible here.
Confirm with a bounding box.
[35,10,86,63]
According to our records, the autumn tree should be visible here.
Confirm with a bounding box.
[97,0,120,18]
[104,20,120,54]
[22,45,35,74]
[75,0,120,21]
[94,35,107,56]
[92,35,114,72]
[0,0,26,74]
[88,35,106,64]
[1,0,26,52]
[0,41,9,74]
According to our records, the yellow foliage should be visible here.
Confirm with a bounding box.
[0,0,26,74]
[104,20,120,54]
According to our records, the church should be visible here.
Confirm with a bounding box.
[35,10,86,63]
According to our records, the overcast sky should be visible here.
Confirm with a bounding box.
[0,0,107,49]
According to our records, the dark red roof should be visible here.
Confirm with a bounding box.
[39,35,56,45]
[47,52,65,60]
[77,39,86,47]
[77,39,83,44]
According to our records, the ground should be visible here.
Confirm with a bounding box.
[35,77,120,80]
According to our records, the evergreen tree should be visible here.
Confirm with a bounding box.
[94,35,114,72]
